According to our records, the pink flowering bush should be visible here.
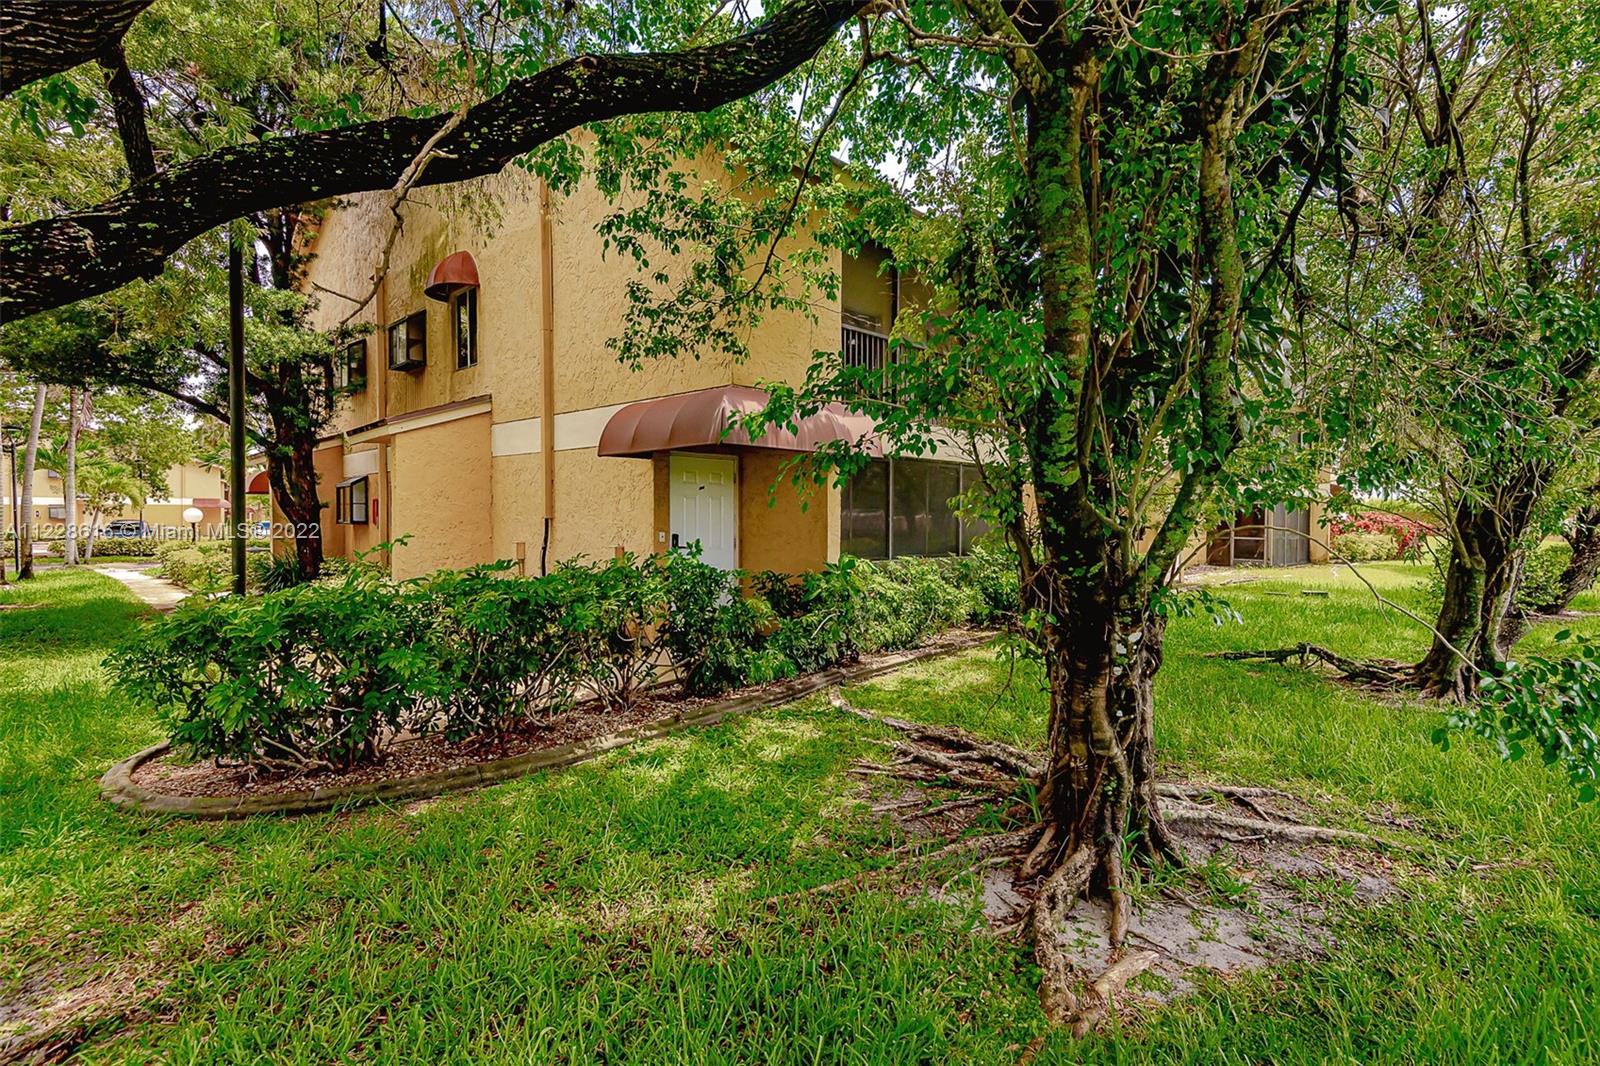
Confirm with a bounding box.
[1329,511,1436,560]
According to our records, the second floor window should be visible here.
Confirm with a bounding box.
[454,288,478,370]
[336,339,366,393]
[388,311,426,371]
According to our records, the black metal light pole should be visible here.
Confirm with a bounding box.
[228,234,248,596]
[5,432,19,572]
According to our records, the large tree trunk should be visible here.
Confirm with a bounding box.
[1558,501,1600,608]
[1499,497,1600,649]
[267,420,324,579]
[1414,458,1554,698]
[1032,578,1178,1022]
[1037,595,1174,905]
[18,383,45,579]
[1412,498,1527,700]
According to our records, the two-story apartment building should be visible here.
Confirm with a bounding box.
[296,153,993,579]
[2,459,231,545]
[294,150,1327,579]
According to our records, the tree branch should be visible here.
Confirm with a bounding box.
[97,43,157,182]
[0,0,155,97]
[0,0,863,319]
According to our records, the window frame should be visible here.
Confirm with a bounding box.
[387,310,427,371]
[335,475,370,525]
[336,338,367,393]
[453,287,478,370]
[842,457,986,560]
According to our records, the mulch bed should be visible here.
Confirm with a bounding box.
[130,629,989,801]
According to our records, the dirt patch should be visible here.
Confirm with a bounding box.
[1041,825,1400,1011]
[836,709,1412,1028]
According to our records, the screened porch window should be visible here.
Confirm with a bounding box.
[842,458,990,559]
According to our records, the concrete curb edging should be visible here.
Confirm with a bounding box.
[100,634,994,819]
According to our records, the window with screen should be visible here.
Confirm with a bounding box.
[335,476,370,525]
[842,458,988,558]
[337,339,366,392]
[841,459,889,559]
[454,288,478,370]
[387,311,426,371]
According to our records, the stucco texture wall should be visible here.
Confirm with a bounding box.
[389,413,493,579]
[738,450,837,573]
[546,449,655,564]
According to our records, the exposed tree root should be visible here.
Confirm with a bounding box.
[1069,950,1160,1038]
[1159,797,1414,851]
[829,688,1043,778]
[1211,643,1411,686]
[1155,782,1293,823]
[830,686,1427,1035]
[1031,845,1096,1025]
[793,825,1041,899]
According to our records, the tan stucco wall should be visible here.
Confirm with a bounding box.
[388,414,492,579]
[841,247,894,328]
[311,444,347,558]
[288,141,944,580]
[738,450,837,573]
[546,449,655,564]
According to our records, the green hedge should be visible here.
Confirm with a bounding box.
[1332,531,1399,562]
[111,548,1018,771]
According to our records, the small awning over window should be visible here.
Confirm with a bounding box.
[424,251,479,301]
[597,385,882,459]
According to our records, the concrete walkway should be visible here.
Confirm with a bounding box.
[94,564,190,613]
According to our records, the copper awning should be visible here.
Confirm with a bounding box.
[246,470,269,494]
[597,385,882,459]
[424,251,479,301]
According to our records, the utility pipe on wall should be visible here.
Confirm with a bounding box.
[228,234,247,596]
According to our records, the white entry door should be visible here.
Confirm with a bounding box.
[669,453,737,569]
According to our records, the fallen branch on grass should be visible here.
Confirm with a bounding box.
[1211,643,1411,686]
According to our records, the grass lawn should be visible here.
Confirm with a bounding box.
[3,563,1599,1063]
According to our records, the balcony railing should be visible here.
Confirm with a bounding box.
[841,324,890,400]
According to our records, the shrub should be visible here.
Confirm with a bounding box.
[659,552,791,696]
[427,562,585,738]
[763,559,864,672]
[251,553,307,592]
[940,542,1019,625]
[1517,543,1574,615]
[1331,511,1434,559]
[1332,530,1400,562]
[856,557,977,653]
[114,547,991,773]
[109,568,447,769]
[552,555,669,709]
[87,536,165,558]
[154,540,233,592]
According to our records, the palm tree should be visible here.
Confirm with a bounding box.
[78,458,146,561]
